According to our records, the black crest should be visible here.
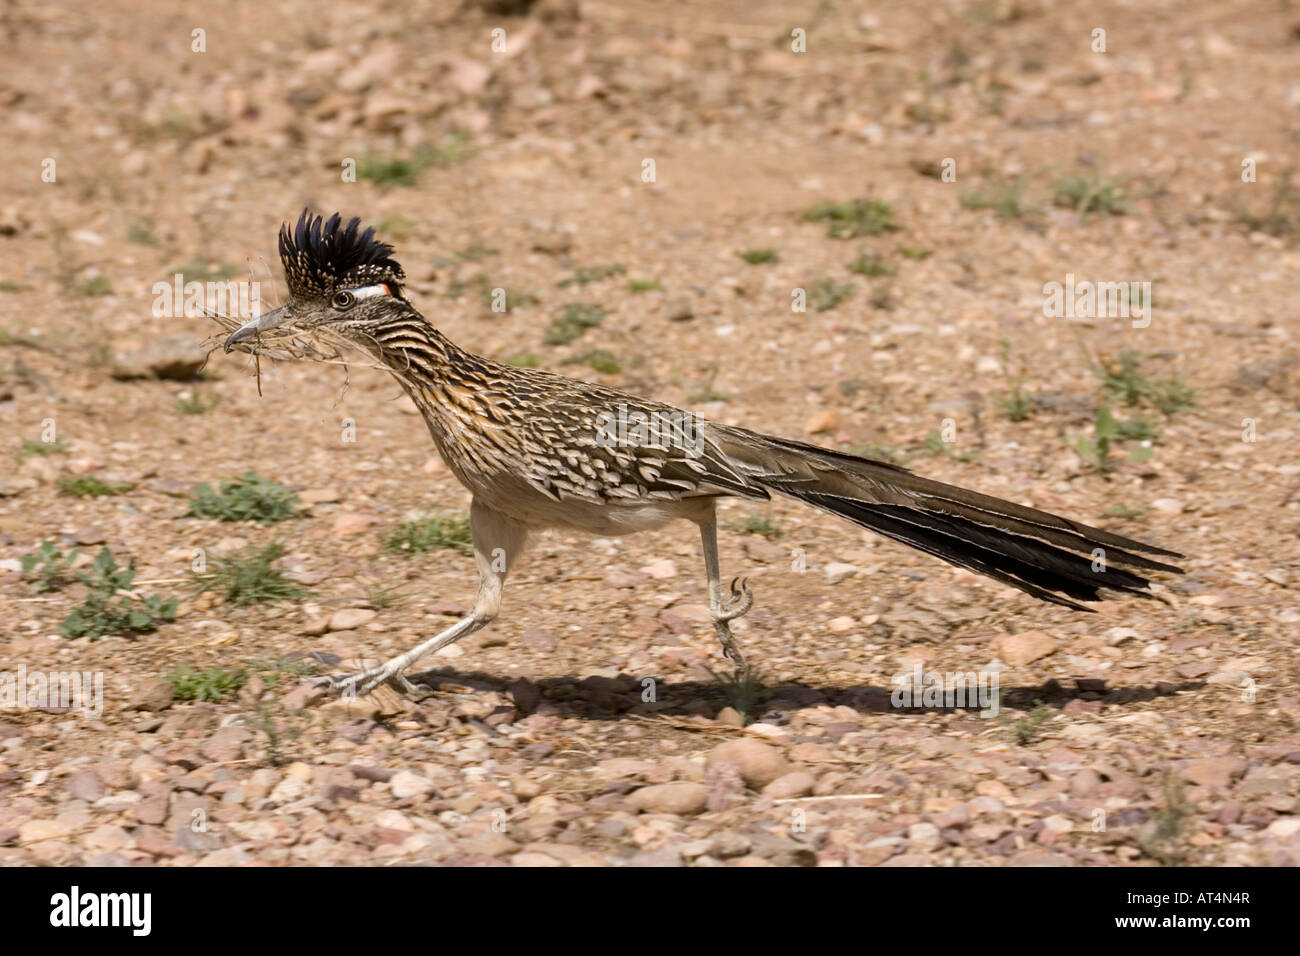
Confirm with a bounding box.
[278,210,405,298]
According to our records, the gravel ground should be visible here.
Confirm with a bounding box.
[1,0,1298,867]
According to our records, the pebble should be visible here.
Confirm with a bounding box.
[707,739,791,789]
[994,631,1056,667]
[627,782,709,815]
[329,608,377,631]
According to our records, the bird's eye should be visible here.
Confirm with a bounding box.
[331,290,356,310]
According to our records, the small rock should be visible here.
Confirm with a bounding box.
[764,771,815,799]
[994,630,1056,667]
[707,739,790,789]
[1183,756,1247,789]
[908,822,942,851]
[333,513,377,536]
[519,628,557,652]
[126,679,175,712]
[664,296,694,322]
[824,562,860,584]
[20,819,73,843]
[200,727,252,763]
[627,782,709,815]
[641,559,677,579]
[804,410,837,434]
[329,608,377,631]
[65,770,105,802]
[111,335,207,381]
[389,770,435,799]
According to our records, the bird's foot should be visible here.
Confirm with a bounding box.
[716,576,754,623]
[310,662,432,701]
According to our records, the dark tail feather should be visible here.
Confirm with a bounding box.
[793,491,1168,610]
[749,445,1184,608]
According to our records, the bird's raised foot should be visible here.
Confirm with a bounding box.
[716,576,754,622]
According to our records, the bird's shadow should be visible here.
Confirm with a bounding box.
[399,664,1206,726]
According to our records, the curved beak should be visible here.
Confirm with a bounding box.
[224,306,289,352]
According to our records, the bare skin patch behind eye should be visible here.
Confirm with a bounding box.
[350,284,391,300]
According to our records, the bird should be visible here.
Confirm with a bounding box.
[220,210,1184,700]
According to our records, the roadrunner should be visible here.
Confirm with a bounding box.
[220,211,1183,699]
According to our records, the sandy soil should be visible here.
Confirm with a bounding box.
[0,0,1298,866]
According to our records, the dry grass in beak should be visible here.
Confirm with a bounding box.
[202,314,392,396]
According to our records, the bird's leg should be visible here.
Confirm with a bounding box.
[697,510,754,680]
[313,500,527,700]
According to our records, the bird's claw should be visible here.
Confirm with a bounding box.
[309,667,431,701]
[717,576,754,622]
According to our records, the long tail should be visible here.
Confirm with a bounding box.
[710,428,1184,611]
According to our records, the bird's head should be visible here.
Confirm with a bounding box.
[223,210,413,357]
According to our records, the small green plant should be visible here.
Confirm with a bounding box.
[993,339,1034,422]
[386,513,473,554]
[1231,171,1299,237]
[187,471,303,524]
[960,175,1028,219]
[544,304,607,346]
[738,248,780,265]
[126,221,162,247]
[804,198,899,239]
[808,277,855,312]
[195,541,309,606]
[565,349,621,374]
[455,241,498,261]
[1097,351,1196,415]
[897,245,931,260]
[372,214,412,238]
[57,475,136,497]
[358,155,421,187]
[1104,503,1151,519]
[175,393,216,415]
[19,541,79,593]
[170,258,239,281]
[686,368,730,404]
[995,390,1034,422]
[846,442,908,466]
[357,134,475,189]
[559,263,626,287]
[508,352,542,368]
[367,586,404,609]
[627,278,663,292]
[1010,700,1052,745]
[710,667,766,726]
[14,438,72,461]
[726,515,783,538]
[0,281,21,292]
[1054,173,1128,218]
[847,251,895,277]
[80,275,112,297]
[164,664,247,702]
[1075,406,1155,473]
[1115,416,1160,442]
[60,548,178,640]
[915,430,982,464]
[1138,777,1196,865]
